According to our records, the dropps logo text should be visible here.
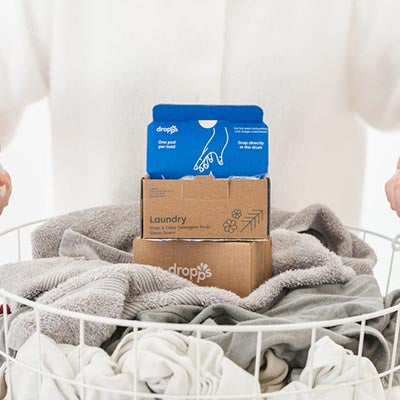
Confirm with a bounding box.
[168,263,212,284]
[156,125,178,134]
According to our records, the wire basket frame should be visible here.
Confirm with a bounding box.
[0,220,399,399]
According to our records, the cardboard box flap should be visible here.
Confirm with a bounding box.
[153,104,264,123]
[182,176,229,200]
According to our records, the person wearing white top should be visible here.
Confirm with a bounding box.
[0,0,399,222]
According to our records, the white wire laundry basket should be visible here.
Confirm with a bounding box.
[0,220,400,399]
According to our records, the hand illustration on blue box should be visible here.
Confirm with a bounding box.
[193,125,229,173]
[147,104,269,179]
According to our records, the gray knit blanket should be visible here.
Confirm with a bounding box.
[0,203,376,349]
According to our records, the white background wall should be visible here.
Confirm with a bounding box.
[363,127,400,238]
[1,101,51,231]
[1,101,399,287]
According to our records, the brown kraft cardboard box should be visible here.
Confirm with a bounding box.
[141,175,270,239]
[133,237,272,297]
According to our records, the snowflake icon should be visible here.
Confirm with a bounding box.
[231,209,242,219]
[223,219,237,233]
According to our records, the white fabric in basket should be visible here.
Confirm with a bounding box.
[278,336,384,400]
[0,329,259,400]
[115,329,259,398]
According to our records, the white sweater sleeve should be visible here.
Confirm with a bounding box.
[350,0,400,131]
[0,0,52,149]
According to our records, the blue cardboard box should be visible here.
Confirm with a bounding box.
[147,104,268,179]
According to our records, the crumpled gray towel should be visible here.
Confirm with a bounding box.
[59,225,357,286]
[4,203,368,323]
[32,203,376,276]
[57,203,375,274]
[59,229,133,264]
[31,203,140,259]
[0,257,108,311]
[55,205,376,297]
[6,250,355,350]
[270,204,377,274]
[4,202,376,350]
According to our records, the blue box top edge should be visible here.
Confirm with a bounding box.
[152,104,265,123]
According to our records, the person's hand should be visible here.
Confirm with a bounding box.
[385,159,400,217]
[0,163,12,215]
